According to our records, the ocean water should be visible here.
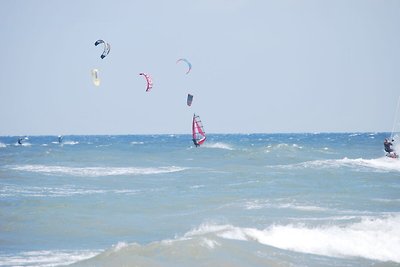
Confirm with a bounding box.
[0,133,399,267]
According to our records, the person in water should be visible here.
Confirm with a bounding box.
[17,138,23,145]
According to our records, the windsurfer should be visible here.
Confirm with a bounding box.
[192,114,206,147]
[192,138,199,147]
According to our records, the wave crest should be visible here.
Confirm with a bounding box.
[203,142,234,150]
[271,157,400,172]
[68,215,400,266]
[8,164,187,177]
[0,250,100,267]
[186,215,400,262]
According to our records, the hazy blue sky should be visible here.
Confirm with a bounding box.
[1,0,400,135]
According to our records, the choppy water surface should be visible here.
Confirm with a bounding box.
[0,133,399,266]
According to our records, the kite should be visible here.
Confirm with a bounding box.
[94,39,111,59]
[187,94,193,106]
[177,58,192,74]
[139,73,153,92]
[91,69,100,86]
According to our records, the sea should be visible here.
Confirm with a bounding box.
[0,133,399,267]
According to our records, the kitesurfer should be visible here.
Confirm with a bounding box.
[58,135,63,144]
[17,138,23,145]
[384,138,397,157]
[384,138,394,153]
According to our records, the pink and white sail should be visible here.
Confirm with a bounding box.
[192,114,206,147]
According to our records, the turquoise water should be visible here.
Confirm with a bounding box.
[0,133,399,266]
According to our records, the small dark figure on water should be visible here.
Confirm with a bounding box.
[17,138,23,145]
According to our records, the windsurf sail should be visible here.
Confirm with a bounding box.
[187,94,193,106]
[192,113,206,147]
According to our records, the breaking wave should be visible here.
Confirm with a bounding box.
[0,249,100,267]
[0,185,141,198]
[265,143,303,153]
[185,215,400,263]
[8,164,187,177]
[271,157,400,172]
[68,215,400,266]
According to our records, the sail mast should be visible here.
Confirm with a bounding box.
[391,95,400,140]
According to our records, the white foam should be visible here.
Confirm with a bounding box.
[131,141,144,145]
[278,203,327,211]
[251,216,400,263]
[203,142,234,150]
[292,144,303,149]
[14,142,31,147]
[200,238,220,249]
[0,143,6,148]
[372,198,400,203]
[265,143,303,153]
[190,185,205,189]
[63,141,79,145]
[272,157,400,172]
[187,215,400,263]
[0,185,140,198]
[337,157,400,172]
[112,242,129,252]
[9,164,187,177]
[243,199,327,212]
[276,143,290,148]
[290,215,362,222]
[185,224,248,241]
[0,249,100,267]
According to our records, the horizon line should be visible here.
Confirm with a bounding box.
[0,131,393,137]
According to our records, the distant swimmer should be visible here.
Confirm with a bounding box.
[384,138,397,158]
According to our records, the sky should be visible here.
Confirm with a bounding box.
[1,0,400,135]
